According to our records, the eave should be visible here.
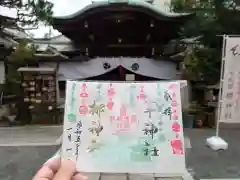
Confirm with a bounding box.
[52,0,195,27]
[0,14,16,27]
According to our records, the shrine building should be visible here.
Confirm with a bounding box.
[34,0,193,85]
[0,0,194,100]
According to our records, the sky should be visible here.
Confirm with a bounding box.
[0,0,170,38]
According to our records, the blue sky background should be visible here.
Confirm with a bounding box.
[0,0,169,38]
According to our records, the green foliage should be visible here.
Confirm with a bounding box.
[7,40,37,64]
[0,0,53,28]
[5,40,37,94]
[171,0,240,84]
[26,0,54,24]
[183,47,220,83]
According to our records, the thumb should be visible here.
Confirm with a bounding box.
[53,159,76,180]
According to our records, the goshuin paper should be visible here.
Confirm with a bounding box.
[62,81,186,174]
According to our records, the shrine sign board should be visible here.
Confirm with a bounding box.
[219,36,240,123]
[62,81,186,174]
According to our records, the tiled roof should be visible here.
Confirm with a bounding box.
[53,0,193,20]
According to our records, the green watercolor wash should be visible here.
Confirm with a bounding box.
[70,97,76,110]
[157,84,162,97]
[87,142,104,153]
[158,134,166,142]
[129,141,152,162]
[129,143,142,152]
[129,143,151,162]
[67,113,76,122]
[91,144,132,167]
[130,151,151,162]
[117,134,131,141]
[69,83,76,110]
[143,136,155,144]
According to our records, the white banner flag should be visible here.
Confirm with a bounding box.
[219,36,240,123]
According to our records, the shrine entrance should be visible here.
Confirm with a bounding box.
[86,66,159,81]
[56,57,178,98]
[58,66,159,99]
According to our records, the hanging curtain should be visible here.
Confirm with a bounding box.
[57,58,119,80]
[120,57,179,80]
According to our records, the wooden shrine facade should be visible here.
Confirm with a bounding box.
[52,0,194,57]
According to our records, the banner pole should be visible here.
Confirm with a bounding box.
[216,34,226,137]
[206,35,228,151]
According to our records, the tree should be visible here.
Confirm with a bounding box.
[0,0,53,29]
[5,40,37,94]
[4,40,38,124]
[171,0,240,84]
[0,1,53,124]
[1,0,53,91]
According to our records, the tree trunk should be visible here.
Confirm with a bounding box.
[15,95,32,124]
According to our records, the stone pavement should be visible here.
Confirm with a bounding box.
[1,127,240,180]
[0,146,59,180]
[0,125,62,146]
[185,128,240,179]
[0,125,190,148]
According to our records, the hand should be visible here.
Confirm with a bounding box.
[33,158,88,180]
